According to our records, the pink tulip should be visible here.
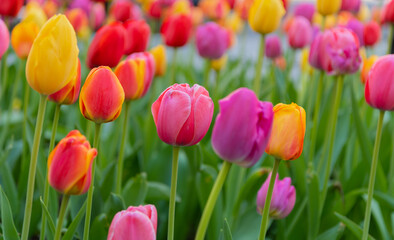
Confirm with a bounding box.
[294,3,315,23]
[341,0,361,13]
[265,35,282,59]
[89,3,106,30]
[211,88,273,168]
[108,205,157,240]
[195,22,229,59]
[346,19,364,46]
[365,55,394,111]
[70,0,92,14]
[288,16,312,49]
[151,84,214,146]
[256,173,296,219]
[0,19,9,60]
[308,31,324,70]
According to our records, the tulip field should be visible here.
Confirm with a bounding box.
[1,0,394,239]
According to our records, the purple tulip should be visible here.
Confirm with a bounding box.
[294,3,315,23]
[256,173,296,219]
[0,19,9,60]
[309,31,324,70]
[265,35,282,59]
[341,0,361,13]
[196,22,229,59]
[211,88,273,168]
[346,19,364,46]
[288,16,312,49]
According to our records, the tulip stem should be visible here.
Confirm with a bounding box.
[171,48,178,85]
[203,59,211,88]
[116,101,131,194]
[40,104,61,240]
[362,110,385,240]
[21,95,48,240]
[387,24,393,54]
[0,48,9,101]
[83,123,102,240]
[258,158,281,240]
[253,35,265,97]
[54,194,70,240]
[168,146,180,240]
[195,161,232,240]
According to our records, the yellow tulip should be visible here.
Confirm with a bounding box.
[225,12,244,34]
[26,14,79,95]
[357,4,371,22]
[23,2,47,27]
[265,103,306,161]
[300,48,313,75]
[316,0,341,16]
[211,55,228,72]
[248,0,285,35]
[150,44,166,77]
[361,55,378,84]
[11,20,40,59]
[170,0,191,15]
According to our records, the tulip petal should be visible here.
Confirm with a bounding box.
[109,211,156,240]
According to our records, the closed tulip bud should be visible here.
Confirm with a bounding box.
[212,88,273,167]
[317,0,341,16]
[23,2,48,28]
[235,0,253,21]
[90,3,106,30]
[152,84,214,146]
[169,0,192,15]
[383,0,394,24]
[49,60,81,105]
[11,21,40,59]
[160,14,192,48]
[265,35,282,59]
[211,55,228,72]
[87,22,125,69]
[288,16,312,49]
[199,0,230,20]
[0,0,23,17]
[80,66,125,123]
[26,14,79,95]
[363,21,381,47]
[248,0,285,35]
[0,19,9,60]
[43,0,58,18]
[108,205,157,240]
[147,1,162,20]
[110,0,135,22]
[308,32,324,70]
[65,8,90,39]
[123,20,151,55]
[265,103,306,161]
[69,0,92,15]
[357,4,371,22]
[365,55,394,111]
[127,52,155,91]
[341,0,361,13]
[361,55,378,85]
[48,130,97,195]
[294,3,315,23]
[256,173,296,219]
[196,22,229,59]
[224,12,244,34]
[150,44,166,77]
[346,19,364,46]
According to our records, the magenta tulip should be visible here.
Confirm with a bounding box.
[294,3,315,23]
[265,35,282,59]
[195,22,229,59]
[341,0,361,13]
[0,19,9,60]
[346,19,364,46]
[211,88,273,168]
[288,16,312,49]
[308,31,324,70]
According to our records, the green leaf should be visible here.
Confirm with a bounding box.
[219,218,232,240]
[145,182,180,202]
[316,223,345,240]
[62,200,87,240]
[0,186,19,240]
[307,170,320,240]
[122,172,148,206]
[40,197,56,237]
[363,195,391,240]
[334,212,375,240]
[90,214,108,240]
[104,193,125,221]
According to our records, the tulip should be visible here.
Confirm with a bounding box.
[224,12,244,34]
[48,60,81,105]
[360,55,378,85]
[152,83,213,146]
[341,0,361,13]
[0,0,23,17]
[357,4,371,22]
[26,14,79,95]
[265,35,282,59]
[147,0,162,20]
[211,88,273,167]
[87,22,125,69]
[169,0,192,15]
[11,20,40,59]
[274,56,286,70]
[199,0,230,20]
[308,32,324,70]
[235,0,253,20]
[160,14,192,48]
[195,22,229,59]
[90,3,106,30]
[108,205,157,240]
[211,55,228,72]
[383,0,394,24]
[317,0,341,16]
[70,0,92,14]
[65,8,90,39]
[127,52,156,90]
[288,16,312,49]
[48,130,97,195]
[0,19,9,60]
[43,0,58,18]
[150,44,166,76]
[23,2,48,28]
[363,21,381,47]
[265,103,306,161]
[248,0,285,35]
[256,173,296,219]
[294,3,315,23]
[123,20,151,55]
[346,19,364,46]
[110,0,142,22]
[191,6,204,27]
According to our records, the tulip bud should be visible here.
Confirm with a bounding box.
[152,84,214,146]
[11,21,40,59]
[90,3,106,30]
[308,32,324,70]
[346,19,364,46]
[160,14,192,48]
[123,20,151,55]
[341,0,361,13]
[317,0,341,16]
[69,0,92,14]
[363,21,381,47]
[288,16,312,49]
[48,130,97,195]
[196,22,229,60]
[108,205,157,240]
[110,0,142,22]
[49,60,81,105]
[147,1,162,20]
[43,0,58,18]
[66,8,91,40]
[248,0,285,35]
[23,2,48,28]
[0,0,23,17]
[212,88,273,167]
[127,52,156,92]
[365,55,394,111]
[265,35,282,59]
[87,22,125,69]
[360,55,378,85]
[0,19,9,60]
[256,173,296,219]
[383,0,394,24]
[26,14,79,95]
[199,0,230,20]
[265,103,306,161]
[80,66,125,123]
[294,3,315,23]
[211,55,228,72]
[150,44,166,77]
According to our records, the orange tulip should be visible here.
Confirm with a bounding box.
[11,20,40,59]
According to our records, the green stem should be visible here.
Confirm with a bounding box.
[83,123,102,240]
[387,24,393,55]
[258,158,281,240]
[168,146,180,240]
[54,194,70,240]
[1,48,9,101]
[308,71,325,165]
[116,101,131,194]
[21,95,48,240]
[388,117,394,192]
[203,59,211,88]
[40,104,61,240]
[253,35,265,97]
[319,75,344,216]
[195,161,232,240]
[171,48,178,85]
[362,111,385,240]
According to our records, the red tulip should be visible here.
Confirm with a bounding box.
[383,0,394,24]
[123,20,150,55]
[363,21,381,47]
[160,14,192,48]
[110,0,142,22]
[0,0,24,17]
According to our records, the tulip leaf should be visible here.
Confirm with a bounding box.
[334,212,375,240]
[90,213,108,240]
[307,170,320,240]
[62,200,87,240]
[145,182,181,202]
[39,196,56,237]
[219,218,233,240]
[316,223,345,240]
[0,186,19,240]
[122,172,148,206]
[363,195,391,240]
[104,193,125,221]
